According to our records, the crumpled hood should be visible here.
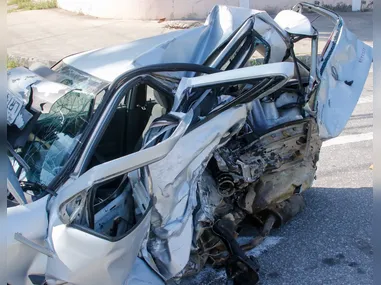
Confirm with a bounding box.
[7,67,72,129]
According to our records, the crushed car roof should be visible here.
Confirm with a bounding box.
[62,5,287,82]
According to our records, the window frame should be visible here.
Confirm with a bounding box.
[47,63,221,191]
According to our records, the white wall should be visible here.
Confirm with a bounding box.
[57,0,352,20]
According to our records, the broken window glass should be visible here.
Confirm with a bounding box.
[53,62,108,95]
[20,89,94,186]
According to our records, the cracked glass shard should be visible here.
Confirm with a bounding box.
[22,89,94,186]
[53,63,108,94]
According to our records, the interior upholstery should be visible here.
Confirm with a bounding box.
[90,84,168,168]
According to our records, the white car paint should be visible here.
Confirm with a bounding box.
[274,10,315,36]
[7,195,50,285]
[315,20,373,139]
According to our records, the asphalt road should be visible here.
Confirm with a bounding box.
[182,67,373,285]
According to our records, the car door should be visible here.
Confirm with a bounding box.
[314,17,372,139]
[42,75,193,284]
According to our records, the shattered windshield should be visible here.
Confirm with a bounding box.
[19,90,93,186]
[52,62,108,94]
[14,64,108,188]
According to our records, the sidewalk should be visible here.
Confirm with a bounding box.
[7,8,373,67]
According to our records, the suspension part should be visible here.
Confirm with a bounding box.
[216,172,235,197]
[212,218,260,285]
[241,195,306,252]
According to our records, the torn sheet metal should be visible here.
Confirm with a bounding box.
[7,67,73,123]
[147,104,248,279]
[315,19,373,139]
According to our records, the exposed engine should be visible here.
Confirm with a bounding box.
[181,92,322,278]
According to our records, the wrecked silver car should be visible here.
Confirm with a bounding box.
[7,2,372,285]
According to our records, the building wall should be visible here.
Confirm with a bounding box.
[57,0,352,20]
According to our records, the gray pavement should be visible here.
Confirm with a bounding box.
[7,8,168,65]
[294,12,373,57]
[7,8,373,66]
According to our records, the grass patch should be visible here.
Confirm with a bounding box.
[321,2,352,12]
[7,0,57,12]
[7,8,19,13]
[163,21,203,30]
[7,57,20,69]
[321,0,373,11]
